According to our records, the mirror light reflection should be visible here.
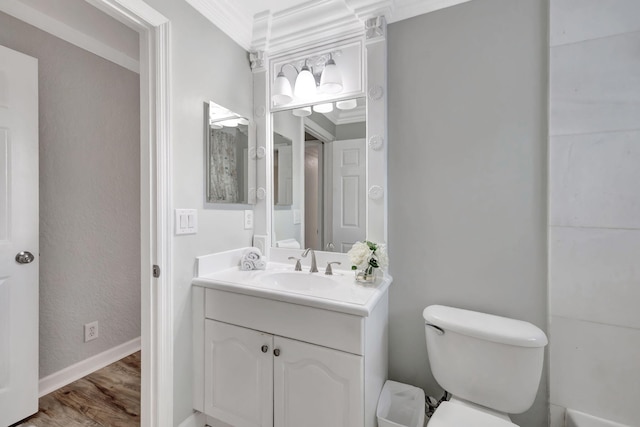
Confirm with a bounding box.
[272,97,366,253]
[205,101,251,205]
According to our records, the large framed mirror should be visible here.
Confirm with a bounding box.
[271,97,366,253]
[205,101,255,207]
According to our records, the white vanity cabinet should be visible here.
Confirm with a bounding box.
[193,284,389,427]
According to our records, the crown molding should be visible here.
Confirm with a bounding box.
[188,0,472,54]
[254,0,366,54]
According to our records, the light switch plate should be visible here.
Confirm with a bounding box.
[175,209,197,235]
[293,209,301,225]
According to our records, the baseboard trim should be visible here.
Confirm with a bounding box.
[38,336,141,397]
[178,412,205,427]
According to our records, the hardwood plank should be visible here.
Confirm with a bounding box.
[12,351,140,427]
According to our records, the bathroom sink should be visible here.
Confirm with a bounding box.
[257,271,340,291]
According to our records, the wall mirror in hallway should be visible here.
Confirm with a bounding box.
[204,101,256,207]
[271,97,366,253]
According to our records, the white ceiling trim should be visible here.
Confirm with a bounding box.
[188,0,474,53]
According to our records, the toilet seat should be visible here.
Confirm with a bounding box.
[428,401,518,427]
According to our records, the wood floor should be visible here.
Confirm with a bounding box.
[13,352,140,427]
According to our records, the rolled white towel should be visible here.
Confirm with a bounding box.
[240,259,255,271]
[244,248,262,261]
[253,259,266,270]
[276,239,301,249]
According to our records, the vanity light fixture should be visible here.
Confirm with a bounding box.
[271,52,343,106]
[319,54,342,94]
[219,118,240,127]
[293,60,316,100]
[313,103,333,113]
[272,66,294,106]
[292,106,312,117]
[336,99,357,110]
[209,119,223,129]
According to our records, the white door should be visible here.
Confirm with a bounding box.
[0,45,39,426]
[204,320,273,427]
[273,336,363,427]
[332,138,366,252]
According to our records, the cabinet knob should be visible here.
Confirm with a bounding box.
[273,348,281,357]
[261,345,269,353]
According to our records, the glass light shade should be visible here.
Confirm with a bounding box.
[219,119,239,127]
[313,103,333,113]
[272,72,293,106]
[319,59,343,94]
[294,66,316,99]
[292,106,312,117]
[336,99,357,110]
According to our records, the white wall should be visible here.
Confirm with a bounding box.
[548,1,640,425]
[387,1,548,426]
[0,11,140,377]
[139,1,254,424]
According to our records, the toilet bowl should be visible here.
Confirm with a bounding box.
[423,305,548,426]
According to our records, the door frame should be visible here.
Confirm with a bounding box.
[0,0,174,424]
[83,1,173,426]
[0,1,173,424]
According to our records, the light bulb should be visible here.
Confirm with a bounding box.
[319,58,343,94]
[336,99,357,110]
[272,71,293,106]
[313,103,333,113]
[292,107,312,117]
[219,119,239,127]
[294,65,316,100]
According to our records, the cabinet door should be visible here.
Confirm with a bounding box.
[273,337,364,427]
[205,320,273,427]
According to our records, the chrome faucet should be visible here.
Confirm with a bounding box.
[301,248,318,273]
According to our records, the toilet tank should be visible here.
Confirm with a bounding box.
[423,305,547,414]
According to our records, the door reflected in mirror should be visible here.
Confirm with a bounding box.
[273,133,293,206]
[272,97,366,253]
[205,101,255,206]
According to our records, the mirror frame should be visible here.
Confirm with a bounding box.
[203,101,257,209]
[250,18,388,256]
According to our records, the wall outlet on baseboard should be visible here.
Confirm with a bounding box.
[85,321,99,342]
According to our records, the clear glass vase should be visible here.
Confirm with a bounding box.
[355,267,376,284]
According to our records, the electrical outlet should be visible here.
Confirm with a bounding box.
[244,210,254,229]
[84,321,99,342]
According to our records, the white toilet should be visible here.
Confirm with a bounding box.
[423,305,548,426]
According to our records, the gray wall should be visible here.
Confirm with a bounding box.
[0,12,141,377]
[387,1,548,426]
[336,122,366,140]
[140,1,254,424]
[548,1,640,425]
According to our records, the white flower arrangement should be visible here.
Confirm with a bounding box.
[347,240,388,276]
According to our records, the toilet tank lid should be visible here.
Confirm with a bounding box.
[423,305,548,348]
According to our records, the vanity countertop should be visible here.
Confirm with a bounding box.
[192,260,391,317]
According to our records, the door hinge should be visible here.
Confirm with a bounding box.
[152,264,161,278]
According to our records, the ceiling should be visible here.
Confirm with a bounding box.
[185,0,471,53]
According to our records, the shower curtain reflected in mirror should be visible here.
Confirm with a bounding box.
[207,126,247,203]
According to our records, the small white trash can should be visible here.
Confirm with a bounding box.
[377,380,426,427]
